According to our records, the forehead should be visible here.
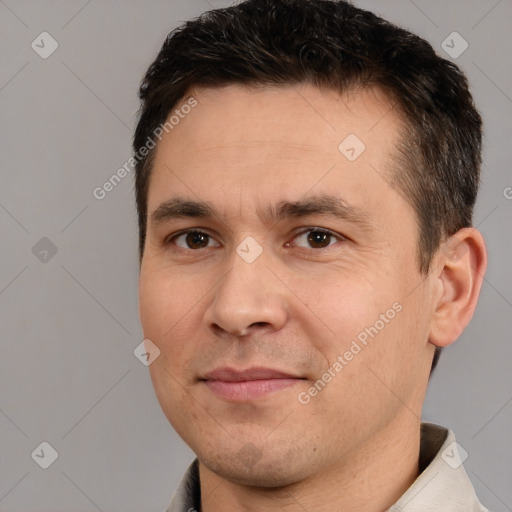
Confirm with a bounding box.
[147,83,411,227]
[171,83,400,153]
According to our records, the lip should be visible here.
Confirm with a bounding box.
[201,366,304,401]
[203,366,299,381]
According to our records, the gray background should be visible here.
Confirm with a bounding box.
[1,0,511,510]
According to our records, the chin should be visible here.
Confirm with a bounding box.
[199,446,314,488]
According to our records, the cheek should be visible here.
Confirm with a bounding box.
[139,266,205,426]
[139,264,218,392]
[293,266,425,401]
[290,273,386,357]
[139,264,203,342]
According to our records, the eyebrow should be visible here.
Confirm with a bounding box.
[150,194,374,230]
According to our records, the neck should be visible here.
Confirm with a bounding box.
[199,413,422,512]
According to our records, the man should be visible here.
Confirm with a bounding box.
[134,0,488,510]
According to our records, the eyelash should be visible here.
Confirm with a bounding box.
[165,227,345,251]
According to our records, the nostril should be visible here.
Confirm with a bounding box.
[248,322,269,329]
[231,322,271,338]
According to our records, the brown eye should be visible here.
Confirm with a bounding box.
[307,230,332,248]
[290,228,341,249]
[171,230,219,250]
[185,232,209,249]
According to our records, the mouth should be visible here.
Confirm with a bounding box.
[200,366,305,401]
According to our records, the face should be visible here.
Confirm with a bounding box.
[138,83,437,486]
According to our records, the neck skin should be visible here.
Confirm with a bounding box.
[198,409,423,512]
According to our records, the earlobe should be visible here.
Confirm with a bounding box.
[429,228,487,348]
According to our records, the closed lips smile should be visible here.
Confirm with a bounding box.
[201,367,305,401]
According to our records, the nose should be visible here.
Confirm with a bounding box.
[203,249,288,339]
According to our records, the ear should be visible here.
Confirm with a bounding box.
[429,228,487,347]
